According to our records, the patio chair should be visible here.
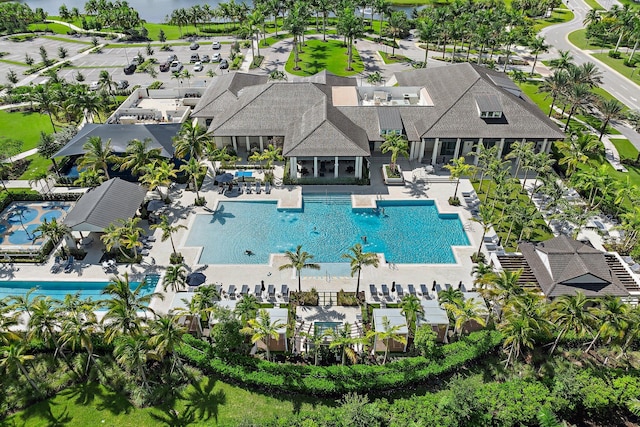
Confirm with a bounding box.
[256,181,262,194]
[218,185,224,194]
[245,182,252,194]
[63,256,75,274]
[142,236,156,243]
[228,284,237,299]
[408,284,416,296]
[281,284,289,301]
[381,284,390,299]
[483,235,499,244]
[238,183,244,195]
[50,256,62,274]
[396,284,404,299]
[268,284,275,299]
[215,284,223,299]
[461,190,476,198]
[141,249,150,256]
[240,284,249,296]
[419,284,428,297]
[254,284,262,300]
[265,181,271,194]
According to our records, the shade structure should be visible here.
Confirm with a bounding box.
[147,200,166,212]
[186,272,207,287]
[215,173,234,183]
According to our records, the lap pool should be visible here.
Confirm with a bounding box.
[185,194,470,265]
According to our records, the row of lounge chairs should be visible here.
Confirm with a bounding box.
[369,283,432,301]
[212,283,289,301]
[218,181,272,195]
[51,256,74,274]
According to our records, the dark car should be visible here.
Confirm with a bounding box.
[190,53,200,63]
[159,61,170,72]
[123,63,136,75]
[219,59,229,69]
[115,80,129,90]
[190,42,199,50]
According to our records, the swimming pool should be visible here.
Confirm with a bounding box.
[235,171,253,178]
[0,202,73,247]
[186,194,470,264]
[0,274,160,300]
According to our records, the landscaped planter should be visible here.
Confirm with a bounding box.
[382,164,404,185]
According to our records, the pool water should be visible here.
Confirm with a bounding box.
[235,171,253,178]
[315,321,342,335]
[186,194,470,264]
[0,202,73,247]
[0,274,160,300]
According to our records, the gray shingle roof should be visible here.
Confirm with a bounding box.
[378,107,402,131]
[518,236,629,297]
[191,73,268,118]
[63,178,147,232]
[53,123,181,158]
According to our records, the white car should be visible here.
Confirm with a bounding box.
[169,61,183,73]
[88,81,100,91]
[211,41,221,49]
[211,53,221,62]
[193,61,203,72]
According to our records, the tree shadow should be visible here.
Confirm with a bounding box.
[94,387,134,416]
[59,382,102,406]
[19,399,73,426]
[150,407,196,427]
[208,204,235,225]
[183,377,226,422]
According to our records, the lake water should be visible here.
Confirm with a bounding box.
[20,0,418,25]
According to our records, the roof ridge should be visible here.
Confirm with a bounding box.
[83,178,118,227]
[211,82,275,131]
[284,100,326,154]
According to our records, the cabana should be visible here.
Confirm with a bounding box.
[258,308,288,352]
[419,300,450,343]
[372,308,408,352]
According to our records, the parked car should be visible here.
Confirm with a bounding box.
[193,61,203,72]
[219,59,229,69]
[190,53,200,63]
[211,41,221,49]
[190,42,199,50]
[159,61,170,72]
[211,53,221,62]
[115,80,129,90]
[169,61,183,73]
[201,54,210,63]
[123,63,136,75]
[88,81,100,91]
[167,54,178,62]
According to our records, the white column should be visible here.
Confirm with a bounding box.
[431,138,439,165]
[314,157,318,177]
[418,139,425,163]
[453,138,461,160]
[290,157,297,177]
[245,136,251,151]
[409,141,416,160]
[542,138,549,153]
[334,156,339,178]
[259,136,264,151]
[356,157,362,179]
[497,138,505,158]
[232,136,238,151]
[474,138,483,166]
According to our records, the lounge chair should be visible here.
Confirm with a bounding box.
[369,284,378,300]
[483,235,499,243]
[240,284,249,296]
[215,284,223,299]
[631,264,640,274]
[245,183,252,194]
[381,284,390,299]
[141,249,150,256]
[462,190,476,198]
[268,284,275,300]
[408,284,416,296]
[63,256,75,273]
[265,181,271,194]
[281,284,289,301]
[396,284,404,299]
[228,284,236,299]
[50,256,62,274]
[256,181,262,194]
[419,284,428,297]
[218,185,224,194]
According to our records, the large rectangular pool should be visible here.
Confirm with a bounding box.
[185,195,470,264]
[0,274,160,300]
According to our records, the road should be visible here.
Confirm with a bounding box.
[540,0,640,112]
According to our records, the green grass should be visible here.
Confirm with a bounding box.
[611,138,638,161]
[583,0,605,10]
[1,379,330,426]
[19,154,52,180]
[143,23,236,41]
[533,6,574,33]
[592,52,640,86]
[28,22,75,35]
[378,51,411,64]
[567,29,611,51]
[0,59,28,67]
[104,42,191,48]
[285,39,364,77]
[0,110,53,152]
[41,35,93,45]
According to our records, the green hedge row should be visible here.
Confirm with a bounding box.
[178,330,503,397]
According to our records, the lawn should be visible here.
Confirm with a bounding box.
[143,23,237,41]
[592,52,640,85]
[41,35,93,45]
[28,22,75,35]
[285,39,364,76]
[567,29,611,51]
[0,110,53,153]
[378,51,411,64]
[611,138,639,161]
[533,6,574,33]
[583,0,605,10]
[1,378,330,426]
[19,154,52,180]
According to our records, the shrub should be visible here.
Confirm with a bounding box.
[608,50,621,59]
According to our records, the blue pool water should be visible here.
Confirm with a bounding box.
[235,171,253,178]
[0,274,161,300]
[186,195,470,264]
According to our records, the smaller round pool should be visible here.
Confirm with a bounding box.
[9,225,42,245]
[40,211,63,223]
[8,208,38,224]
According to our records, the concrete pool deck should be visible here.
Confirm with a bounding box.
[3,159,489,316]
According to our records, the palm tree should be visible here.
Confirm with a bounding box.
[540,71,569,117]
[400,294,424,338]
[234,294,260,326]
[114,334,150,389]
[597,98,624,140]
[283,2,308,71]
[563,83,593,132]
[28,296,61,352]
[119,138,162,176]
[471,262,494,290]
[444,157,475,201]
[98,69,115,95]
[327,322,360,365]
[179,157,206,201]
[528,36,548,75]
[375,316,407,364]
[0,342,41,394]
[500,309,539,367]
[240,309,284,361]
[189,284,220,324]
[173,121,211,161]
[36,217,71,253]
[385,11,407,57]
[163,264,187,292]
[555,136,589,178]
[147,315,186,373]
[380,134,409,174]
[485,269,524,316]
[279,245,320,292]
[471,205,496,259]
[374,0,392,42]
[150,215,186,256]
[140,160,177,201]
[342,243,379,295]
[101,273,163,343]
[79,136,114,179]
[337,8,364,71]
[548,291,593,355]
[586,295,629,353]
[416,18,436,67]
[31,84,58,132]
[58,301,99,376]
[443,298,487,338]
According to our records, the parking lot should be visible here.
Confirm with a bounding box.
[0,33,234,88]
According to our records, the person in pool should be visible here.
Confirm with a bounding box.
[245,250,254,256]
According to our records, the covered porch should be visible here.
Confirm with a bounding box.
[289,156,365,179]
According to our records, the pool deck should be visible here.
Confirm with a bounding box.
[4,159,489,316]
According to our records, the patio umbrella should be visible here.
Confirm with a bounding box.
[147,200,165,212]
[186,272,207,287]
[215,173,234,183]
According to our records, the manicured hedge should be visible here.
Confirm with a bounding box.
[178,330,503,397]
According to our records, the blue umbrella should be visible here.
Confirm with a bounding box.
[215,173,234,183]
[186,272,207,287]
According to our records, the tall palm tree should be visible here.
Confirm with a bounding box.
[444,157,475,201]
[337,8,364,71]
[98,69,115,95]
[114,334,151,389]
[31,84,58,132]
[443,298,487,338]
[416,18,436,67]
[173,121,212,161]
[279,245,320,292]
[163,263,187,292]
[384,11,407,57]
[342,243,379,295]
[190,284,220,324]
[586,295,629,353]
[119,138,162,176]
[147,315,186,373]
[375,316,407,364]
[140,160,177,201]
[59,301,99,376]
[540,71,569,117]
[528,36,548,75]
[284,2,308,71]
[79,136,114,179]
[235,294,260,326]
[380,134,409,174]
[327,322,360,365]
[471,205,496,259]
[240,309,284,361]
[150,215,186,255]
[598,98,624,141]
[500,308,539,367]
[485,269,524,316]
[0,342,41,394]
[400,294,424,338]
[179,157,206,201]
[563,83,593,132]
[471,262,494,290]
[548,291,593,355]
